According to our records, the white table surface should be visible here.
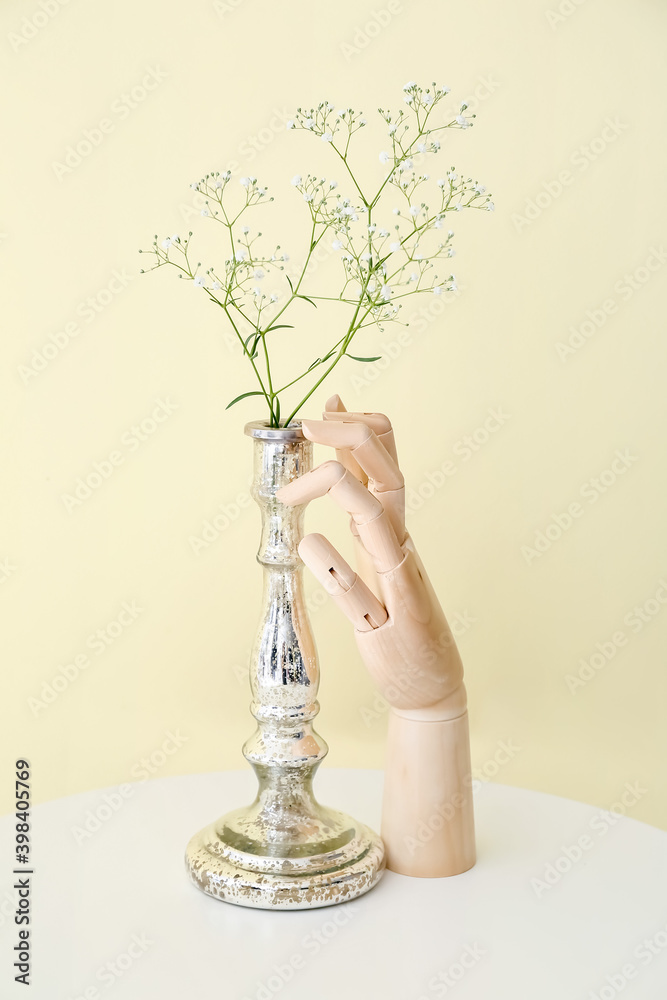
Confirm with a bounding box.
[2,769,667,999]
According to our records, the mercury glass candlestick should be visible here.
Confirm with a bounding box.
[185,420,385,909]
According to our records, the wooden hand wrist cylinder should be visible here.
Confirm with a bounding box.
[278,395,476,878]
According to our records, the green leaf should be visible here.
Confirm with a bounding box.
[243,331,261,356]
[225,391,265,410]
[347,354,382,363]
[306,358,322,371]
[274,397,281,425]
[298,295,318,308]
[286,275,294,293]
[263,324,294,333]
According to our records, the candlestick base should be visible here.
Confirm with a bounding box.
[185,802,385,910]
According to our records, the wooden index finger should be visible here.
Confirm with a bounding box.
[324,395,399,464]
[302,418,406,543]
[323,394,367,485]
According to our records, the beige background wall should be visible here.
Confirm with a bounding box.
[2,0,666,829]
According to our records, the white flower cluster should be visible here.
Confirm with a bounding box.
[286,100,367,144]
[141,81,494,425]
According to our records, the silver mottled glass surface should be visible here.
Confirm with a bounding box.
[185,421,385,909]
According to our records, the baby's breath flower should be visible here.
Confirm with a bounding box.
[142,80,492,429]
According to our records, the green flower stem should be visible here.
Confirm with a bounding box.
[210,292,274,416]
[282,268,376,426]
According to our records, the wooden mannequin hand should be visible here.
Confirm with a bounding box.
[278,394,476,877]
[277,393,466,723]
